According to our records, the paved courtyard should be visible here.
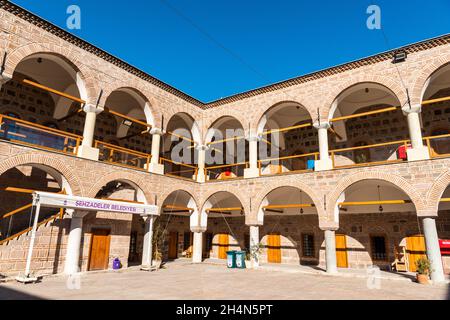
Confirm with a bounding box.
[1,261,449,300]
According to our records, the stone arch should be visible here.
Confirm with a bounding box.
[160,188,201,230]
[5,43,98,105]
[204,115,245,144]
[0,152,83,196]
[253,179,325,225]
[86,171,152,204]
[326,171,427,221]
[101,84,159,128]
[323,76,407,120]
[410,55,450,105]
[254,100,315,136]
[427,170,450,215]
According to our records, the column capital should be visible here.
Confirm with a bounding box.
[246,134,262,142]
[150,127,163,136]
[195,144,210,151]
[191,226,207,233]
[402,104,422,115]
[313,121,331,130]
[83,104,103,114]
[319,221,339,231]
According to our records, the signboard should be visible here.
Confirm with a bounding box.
[34,191,159,216]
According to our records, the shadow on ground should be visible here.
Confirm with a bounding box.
[0,285,43,300]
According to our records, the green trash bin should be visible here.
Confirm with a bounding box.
[226,251,237,269]
[235,251,247,269]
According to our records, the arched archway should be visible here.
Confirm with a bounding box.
[257,186,321,266]
[419,63,450,158]
[256,101,316,176]
[200,191,246,260]
[328,82,406,168]
[205,116,247,180]
[0,52,89,154]
[330,178,424,270]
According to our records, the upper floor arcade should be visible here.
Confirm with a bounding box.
[0,2,450,184]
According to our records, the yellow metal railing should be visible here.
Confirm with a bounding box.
[160,157,198,181]
[258,152,319,176]
[205,162,249,181]
[95,140,151,171]
[329,140,409,169]
[424,133,450,159]
[0,114,82,155]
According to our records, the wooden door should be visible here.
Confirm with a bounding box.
[406,235,426,272]
[88,229,111,271]
[218,234,229,259]
[267,234,282,264]
[168,232,178,260]
[335,234,348,268]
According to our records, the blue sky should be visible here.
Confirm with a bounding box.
[10,0,450,102]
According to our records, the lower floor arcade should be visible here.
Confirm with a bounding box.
[1,163,450,285]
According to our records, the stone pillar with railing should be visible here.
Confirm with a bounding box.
[148,128,164,175]
[196,144,208,183]
[402,104,430,161]
[77,104,103,161]
[244,134,260,178]
[314,121,333,171]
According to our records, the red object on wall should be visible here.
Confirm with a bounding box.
[439,240,450,256]
[225,170,231,177]
[397,145,411,160]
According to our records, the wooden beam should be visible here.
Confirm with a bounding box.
[163,205,194,212]
[330,106,398,123]
[339,200,412,206]
[103,107,151,128]
[422,95,450,106]
[441,198,450,203]
[263,204,315,210]
[23,79,85,104]
[206,207,243,212]
[261,123,312,136]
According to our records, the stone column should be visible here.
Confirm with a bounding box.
[402,104,430,161]
[196,145,207,183]
[141,215,155,270]
[314,122,333,171]
[148,128,164,174]
[423,217,445,283]
[244,135,260,178]
[64,211,86,275]
[77,104,102,161]
[192,228,205,264]
[249,225,260,268]
[323,229,338,274]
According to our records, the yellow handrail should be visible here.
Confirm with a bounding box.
[259,152,319,164]
[95,140,151,158]
[23,79,86,104]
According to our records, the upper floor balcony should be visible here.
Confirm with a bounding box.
[0,51,449,183]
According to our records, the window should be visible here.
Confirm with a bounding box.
[371,236,387,261]
[302,234,315,257]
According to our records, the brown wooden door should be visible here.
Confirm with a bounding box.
[267,234,282,264]
[168,232,178,260]
[407,235,426,272]
[218,234,229,260]
[335,234,348,268]
[88,229,111,271]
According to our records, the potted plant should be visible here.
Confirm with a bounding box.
[151,221,167,270]
[249,243,264,269]
[415,257,431,284]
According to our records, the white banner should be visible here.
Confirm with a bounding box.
[34,192,159,216]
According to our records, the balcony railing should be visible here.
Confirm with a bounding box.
[330,140,409,169]
[425,134,450,159]
[0,114,82,155]
[95,140,151,171]
[205,162,248,181]
[258,152,319,176]
[160,157,198,181]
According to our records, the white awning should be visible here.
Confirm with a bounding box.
[34,191,159,216]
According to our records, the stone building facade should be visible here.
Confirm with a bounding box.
[1,1,450,284]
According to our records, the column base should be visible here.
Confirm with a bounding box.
[244,167,260,179]
[196,172,206,183]
[77,145,100,161]
[407,146,430,162]
[315,158,333,172]
[147,163,164,175]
